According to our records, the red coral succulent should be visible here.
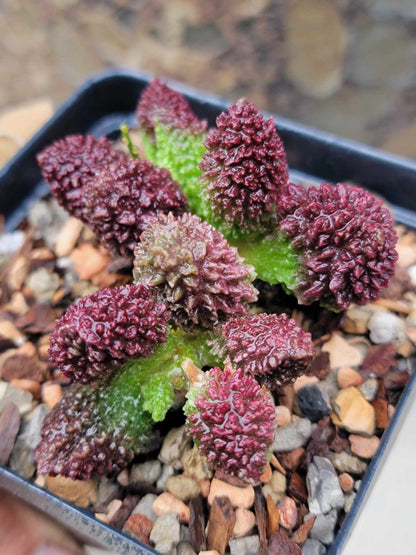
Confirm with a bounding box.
[200,98,289,231]
[133,213,257,329]
[83,158,188,257]
[137,78,207,136]
[37,134,127,218]
[279,183,398,309]
[185,363,276,483]
[48,284,169,385]
[215,313,315,389]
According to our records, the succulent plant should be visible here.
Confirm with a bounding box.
[37,134,127,219]
[48,284,170,386]
[82,158,188,257]
[184,362,276,483]
[212,313,315,389]
[133,212,258,329]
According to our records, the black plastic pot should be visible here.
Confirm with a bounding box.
[1,70,416,554]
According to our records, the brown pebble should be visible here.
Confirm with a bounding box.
[206,496,236,554]
[275,405,292,427]
[291,515,316,545]
[332,387,375,436]
[0,402,20,465]
[349,434,380,459]
[9,378,41,398]
[266,494,279,538]
[70,243,111,280]
[41,383,62,408]
[372,398,390,429]
[277,496,297,530]
[2,353,46,382]
[338,473,354,493]
[123,513,153,544]
[208,478,255,509]
[361,343,396,377]
[308,351,331,380]
[293,375,319,393]
[281,448,305,471]
[337,367,363,389]
[232,508,256,537]
[54,217,84,257]
[153,492,190,523]
[45,475,98,508]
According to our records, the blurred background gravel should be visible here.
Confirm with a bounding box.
[0,0,415,165]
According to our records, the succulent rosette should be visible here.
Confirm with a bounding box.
[213,313,315,389]
[37,134,128,219]
[184,362,277,483]
[136,79,208,213]
[200,98,289,235]
[133,212,257,329]
[49,284,170,386]
[82,158,188,257]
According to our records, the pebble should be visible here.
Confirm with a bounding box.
[229,535,260,555]
[166,475,201,501]
[318,370,339,401]
[157,463,175,489]
[321,333,363,369]
[131,493,158,522]
[302,538,327,555]
[368,312,407,345]
[342,305,372,335]
[344,492,356,513]
[159,425,191,469]
[281,447,305,471]
[41,383,62,408]
[272,418,312,452]
[0,380,33,415]
[153,492,190,523]
[0,402,20,465]
[9,378,40,398]
[106,499,123,521]
[123,513,153,543]
[277,496,298,530]
[297,385,331,422]
[275,405,292,427]
[0,230,25,258]
[28,199,68,249]
[181,446,213,480]
[0,320,26,346]
[70,243,111,281]
[208,478,255,509]
[359,379,379,402]
[260,463,272,483]
[306,456,344,515]
[338,473,354,494]
[130,460,162,484]
[150,511,181,554]
[337,367,363,389]
[176,542,196,555]
[45,475,98,508]
[25,268,60,302]
[54,217,84,257]
[232,508,256,537]
[354,480,362,492]
[349,434,380,459]
[97,477,121,505]
[308,509,338,545]
[293,375,319,393]
[332,387,375,436]
[332,452,367,475]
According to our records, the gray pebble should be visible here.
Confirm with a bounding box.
[344,492,356,513]
[0,381,32,415]
[157,464,175,490]
[131,493,158,522]
[26,268,60,302]
[229,534,261,555]
[159,425,191,469]
[176,541,196,555]
[359,379,379,402]
[181,446,213,480]
[332,452,367,475]
[272,418,312,452]
[302,538,327,554]
[150,511,180,554]
[28,199,68,249]
[97,477,121,505]
[180,525,191,542]
[0,231,25,257]
[307,456,344,515]
[309,509,338,545]
[130,460,162,484]
[368,312,407,345]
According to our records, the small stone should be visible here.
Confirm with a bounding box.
[9,379,40,399]
[70,243,111,280]
[359,379,379,402]
[2,353,46,383]
[268,470,287,501]
[106,499,123,521]
[153,492,190,523]
[267,530,302,554]
[308,508,338,545]
[361,343,396,377]
[0,230,25,258]
[159,425,191,469]
[294,375,319,393]
[157,463,175,489]
[130,460,162,484]
[318,368,340,401]
[372,398,390,429]
[166,475,201,502]
[0,321,26,347]
[0,402,20,465]
[117,468,129,487]
[332,452,367,475]
[344,492,356,513]
[281,447,305,471]
[349,434,380,459]
[41,383,62,408]
[208,478,255,509]
[260,464,272,484]
[150,512,181,554]
[207,495,236,553]
[232,508,256,537]
[308,352,331,380]
[306,456,344,515]
[277,496,297,530]
[266,494,279,537]
[229,534,261,555]
[337,367,363,389]
[177,542,196,555]
[338,473,354,494]
[342,306,372,334]
[45,475,98,508]
[25,268,60,302]
[123,513,154,543]
[54,217,84,257]
[97,477,121,505]
[275,405,292,427]
[322,333,364,369]
[0,380,33,415]
[332,387,375,436]
[302,538,326,555]
[131,494,158,522]
[182,446,213,480]
[368,312,407,345]
[291,515,316,545]
[272,418,312,452]
[297,385,331,422]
